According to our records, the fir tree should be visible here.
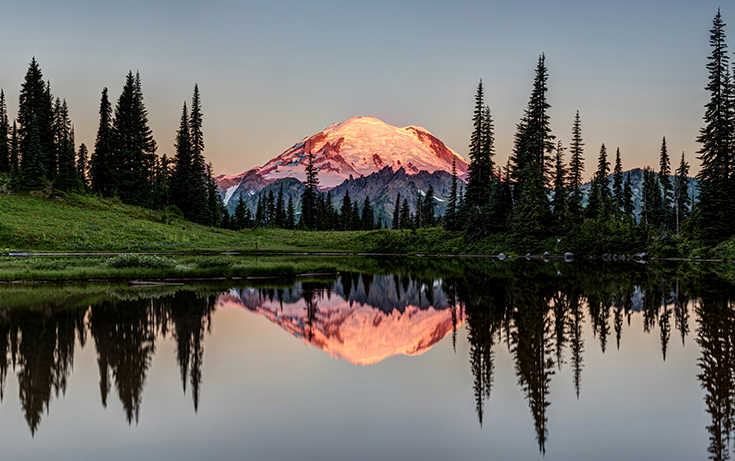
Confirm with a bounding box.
[0,90,9,173]
[341,190,352,231]
[659,137,674,230]
[188,85,209,224]
[18,58,54,181]
[594,143,613,220]
[89,88,113,196]
[22,114,45,189]
[401,198,412,230]
[415,194,423,228]
[567,111,585,222]
[53,99,78,191]
[446,157,458,230]
[392,193,402,230]
[512,54,554,242]
[422,185,436,227]
[77,143,89,188]
[674,152,691,235]
[299,151,319,230]
[551,140,567,226]
[234,196,247,230]
[361,196,374,231]
[695,9,735,243]
[286,196,295,230]
[612,148,624,215]
[266,190,276,226]
[623,173,635,220]
[206,163,223,227]
[9,121,19,173]
[274,184,285,227]
[152,153,172,208]
[465,80,487,210]
[110,71,156,206]
[171,102,193,217]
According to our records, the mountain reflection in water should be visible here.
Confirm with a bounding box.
[217,273,465,365]
[1,260,735,460]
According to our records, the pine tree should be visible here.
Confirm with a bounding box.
[89,88,113,196]
[0,90,9,173]
[422,185,436,227]
[659,137,674,230]
[266,190,276,226]
[275,184,286,228]
[286,196,295,229]
[188,84,209,223]
[18,58,54,182]
[341,190,352,231]
[77,143,89,188]
[674,152,691,235]
[206,163,223,227]
[595,143,613,220]
[465,80,486,210]
[512,54,554,242]
[110,71,156,206]
[695,9,735,243]
[400,198,412,229]
[299,151,319,230]
[9,121,19,173]
[392,193,402,230]
[255,194,265,227]
[152,153,172,208]
[446,158,458,230]
[22,114,45,189]
[623,173,635,220]
[567,111,585,222]
[551,140,567,226]
[361,196,374,231]
[234,196,247,230]
[53,100,78,191]
[612,148,624,215]
[171,102,192,217]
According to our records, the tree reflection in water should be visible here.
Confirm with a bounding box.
[1,259,735,460]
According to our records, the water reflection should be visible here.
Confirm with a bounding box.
[0,260,734,460]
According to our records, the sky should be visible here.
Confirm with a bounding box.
[0,0,728,179]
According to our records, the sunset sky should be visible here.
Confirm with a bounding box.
[0,0,727,178]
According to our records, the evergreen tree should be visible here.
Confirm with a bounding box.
[255,194,265,227]
[151,153,172,208]
[275,184,285,228]
[695,9,735,243]
[641,167,658,226]
[110,71,156,206]
[659,137,674,230]
[234,196,247,230]
[446,158,458,230]
[266,190,276,226]
[350,201,361,230]
[206,163,223,227]
[89,88,113,196]
[674,152,691,235]
[188,85,209,223]
[512,54,554,242]
[77,143,89,188]
[401,198,412,230]
[422,185,436,227]
[623,172,635,220]
[567,111,585,222]
[18,58,54,182]
[392,193,402,230]
[361,196,374,231]
[171,102,192,216]
[465,79,487,210]
[286,196,295,229]
[0,90,9,173]
[341,190,352,231]
[9,121,19,173]
[53,100,78,191]
[22,114,45,189]
[299,151,319,230]
[415,194,423,228]
[594,143,613,220]
[612,148,624,215]
[551,140,567,226]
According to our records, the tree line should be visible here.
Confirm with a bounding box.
[0,58,225,226]
[440,9,733,251]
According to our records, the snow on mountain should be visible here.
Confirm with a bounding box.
[217,275,464,365]
[258,116,468,188]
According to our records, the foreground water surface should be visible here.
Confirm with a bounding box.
[0,258,732,460]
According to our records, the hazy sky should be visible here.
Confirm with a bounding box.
[0,1,727,179]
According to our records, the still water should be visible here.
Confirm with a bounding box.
[0,258,730,460]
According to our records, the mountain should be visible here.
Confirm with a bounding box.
[580,168,698,222]
[259,116,469,188]
[216,275,464,365]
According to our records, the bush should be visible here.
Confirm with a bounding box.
[106,253,176,269]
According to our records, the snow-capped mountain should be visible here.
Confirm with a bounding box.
[216,116,469,204]
[217,275,464,365]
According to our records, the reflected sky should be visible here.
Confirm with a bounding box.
[0,262,729,460]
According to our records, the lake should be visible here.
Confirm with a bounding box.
[0,257,730,460]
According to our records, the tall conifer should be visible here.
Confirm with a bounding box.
[659,137,673,230]
[695,9,734,243]
[18,58,53,183]
[567,111,585,221]
[674,152,691,235]
[613,148,624,215]
[77,143,89,188]
[90,88,113,196]
[171,102,192,217]
[0,90,9,173]
[392,193,402,230]
[188,85,209,223]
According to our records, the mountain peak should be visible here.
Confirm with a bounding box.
[258,116,469,188]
